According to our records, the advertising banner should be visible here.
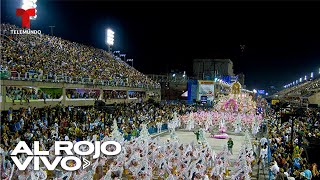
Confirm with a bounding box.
[197,80,215,102]
[200,96,208,104]
[188,80,198,103]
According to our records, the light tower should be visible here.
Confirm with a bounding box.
[22,0,37,20]
[49,26,55,36]
[127,59,134,68]
[106,28,114,53]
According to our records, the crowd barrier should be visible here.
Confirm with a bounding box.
[121,124,168,141]
[10,121,168,139]
[1,70,161,89]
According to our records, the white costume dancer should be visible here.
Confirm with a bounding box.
[205,113,213,131]
[198,128,206,143]
[156,121,162,133]
[186,112,194,131]
[190,112,195,129]
[234,115,242,133]
[173,111,181,128]
[252,117,260,135]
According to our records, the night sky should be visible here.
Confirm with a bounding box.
[2,0,320,91]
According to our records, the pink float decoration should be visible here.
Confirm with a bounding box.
[213,134,229,139]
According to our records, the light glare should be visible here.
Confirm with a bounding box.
[106,28,115,46]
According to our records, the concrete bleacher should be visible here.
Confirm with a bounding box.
[274,77,320,106]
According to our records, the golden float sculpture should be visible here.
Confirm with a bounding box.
[230,81,241,95]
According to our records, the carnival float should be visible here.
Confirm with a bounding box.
[180,81,264,138]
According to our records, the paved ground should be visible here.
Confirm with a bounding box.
[157,129,267,179]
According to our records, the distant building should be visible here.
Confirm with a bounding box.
[193,59,234,80]
[237,73,245,86]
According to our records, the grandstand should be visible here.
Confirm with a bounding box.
[0,23,161,110]
[272,76,320,106]
[0,24,160,88]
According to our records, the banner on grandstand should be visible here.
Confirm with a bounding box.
[197,80,214,102]
[187,80,198,103]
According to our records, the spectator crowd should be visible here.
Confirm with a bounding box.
[103,90,127,100]
[0,101,198,179]
[66,89,100,99]
[1,23,160,89]
[264,108,320,180]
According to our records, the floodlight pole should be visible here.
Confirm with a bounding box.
[120,54,126,62]
[49,26,55,36]
[106,29,114,53]
[108,44,112,53]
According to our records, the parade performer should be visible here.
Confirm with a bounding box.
[234,115,242,134]
[205,112,213,131]
[186,112,193,131]
[213,116,229,139]
[156,120,162,134]
[194,129,201,142]
[227,138,234,155]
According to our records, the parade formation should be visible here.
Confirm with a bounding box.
[1,4,320,179]
[1,80,268,180]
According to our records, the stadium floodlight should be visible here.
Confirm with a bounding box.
[172,74,176,77]
[127,59,134,67]
[22,0,37,19]
[311,72,314,78]
[106,29,114,52]
[304,75,307,81]
[300,78,302,82]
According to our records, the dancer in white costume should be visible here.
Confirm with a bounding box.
[198,128,206,143]
[156,121,162,133]
[213,114,229,139]
[169,125,179,141]
[205,113,213,131]
[220,115,226,132]
[234,115,242,133]
[190,112,195,129]
[173,111,181,128]
[251,117,260,135]
[186,112,193,131]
